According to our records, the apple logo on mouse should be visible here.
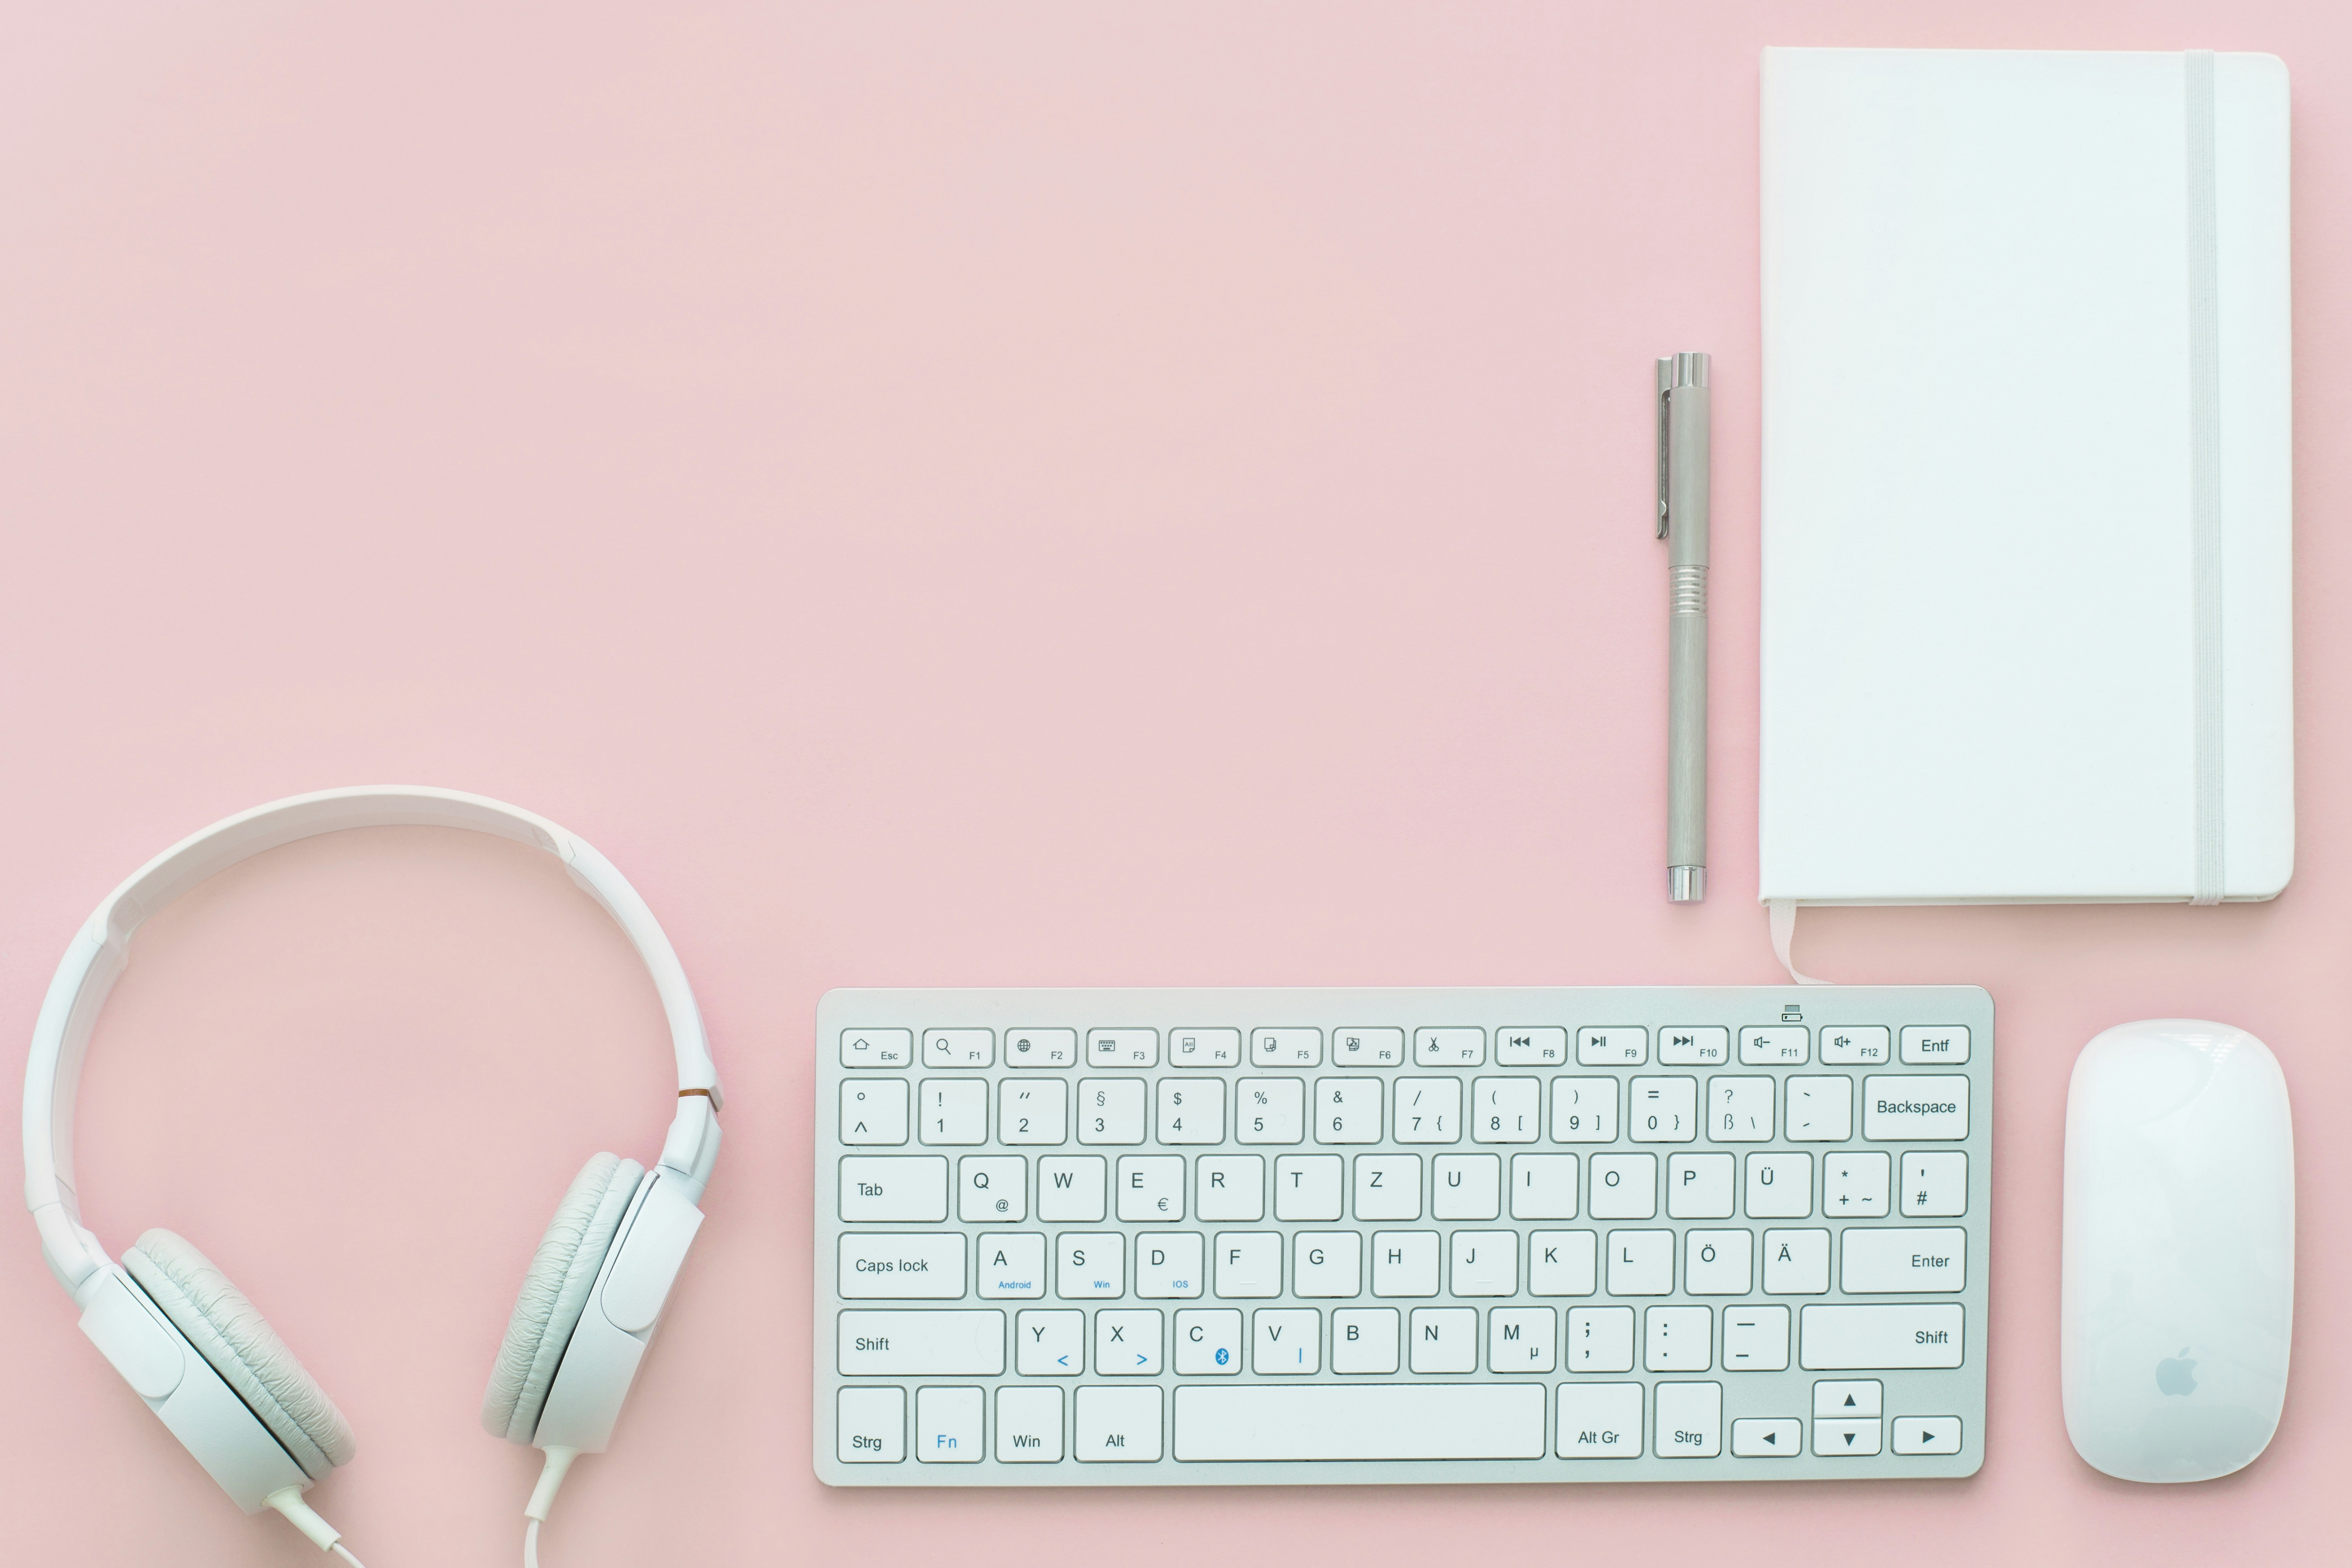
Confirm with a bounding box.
[2156,1347,2198,1397]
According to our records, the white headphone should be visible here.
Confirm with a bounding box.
[20,788,723,1564]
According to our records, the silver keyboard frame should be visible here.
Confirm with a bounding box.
[814,985,1991,1486]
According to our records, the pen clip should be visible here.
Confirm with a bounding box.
[1655,358,1673,539]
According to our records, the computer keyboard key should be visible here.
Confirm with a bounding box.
[1891,1416,1964,1455]
[925,1029,995,1068]
[1496,1027,1569,1065]
[1450,1231,1517,1296]
[998,1080,1067,1146]
[841,1079,909,1145]
[1076,1080,1147,1144]
[916,1387,983,1463]
[1739,1026,1809,1065]
[1096,1310,1163,1375]
[1332,1307,1400,1373]
[1629,1077,1698,1143]
[1706,1076,1775,1143]
[1818,1026,1890,1065]
[1900,1151,1969,1217]
[1823,1152,1890,1217]
[1408,1307,1477,1372]
[996,1387,1063,1461]
[840,1156,949,1222]
[1589,1152,1658,1220]
[1037,1156,1106,1221]
[1433,1154,1501,1220]
[1644,1306,1711,1372]
[1196,1154,1264,1220]
[1565,1306,1636,1372]
[1332,1028,1405,1066]
[1731,1417,1802,1456]
[1578,1027,1647,1067]
[1292,1232,1363,1297]
[1722,1305,1790,1371]
[1174,1308,1242,1374]
[1177,1384,1546,1461]
[1659,1027,1731,1065]
[1666,1153,1735,1219]
[1004,1028,1076,1067]
[1838,1227,1966,1294]
[1255,1308,1321,1373]
[1371,1230,1440,1297]
[1016,1310,1085,1375]
[1395,1078,1463,1143]
[1274,1155,1344,1220]
[1055,1233,1124,1299]
[838,1310,1005,1376]
[1116,1155,1185,1222]
[1488,1307,1556,1372]
[1762,1229,1830,1295]
[918,1080,989,1144]
[1813,1379,1882,1417]
[1745,1152,1812,1219]
[840,1234,966,1299]
[1471,1077,1542,1143]
[1510,1154,1578,1220]
[1682,1229,1752,1295]
[1167,1029,1240,1067]
[838,1387,905,1462]
[1528,1230,1597,1297]
[1798,1304,1964,1369]
[1556,1382,1642,1458]
[1315,1078,1384,1143]
[1899,1027,1970,1065]
[1252,1028,1322,1066]
[1215,1232,1283,1297]
[975,1232,1046,1298]
[1076,1385,1165,1461]
[1088,1029,1158,1067]
[1235,1078,1305,1144]
[1863,1075,1969,1140]
[1416,1027,1485,1067]
[1606,1229,1673,1296]
[1654,1381,1722,1457]
[1813,1418,1883,1456]
[1135,1232,1204,1298]
[840,1029,913,1068]
[1550,1078,1620,1143]
[1354,1153,1423,1220]
[959,1156,1026,1223]
[1783,1077,1852,1142]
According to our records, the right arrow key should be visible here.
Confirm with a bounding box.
[1891,1416,1964,1455]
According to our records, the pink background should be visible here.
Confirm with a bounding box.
[1,3,2343,1563]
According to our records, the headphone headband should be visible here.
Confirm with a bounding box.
[22,787,722,1293]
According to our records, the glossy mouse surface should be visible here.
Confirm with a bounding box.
[2062,1020,2294,1483]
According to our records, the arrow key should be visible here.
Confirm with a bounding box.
[1730,1417,1803,1457]
[1891,1416,1964,1455]
[1812,1417,1884,1456]
[1811,1378,1883,1418]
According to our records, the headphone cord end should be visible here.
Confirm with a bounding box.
[523,1446,581,1568]
[266,1487,365,1565]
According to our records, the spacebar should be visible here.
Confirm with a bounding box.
[1174,1384,1547,1461]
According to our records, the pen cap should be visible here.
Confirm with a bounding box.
[1659,353,1710,567]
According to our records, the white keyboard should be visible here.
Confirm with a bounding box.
[814,987,1990,1485]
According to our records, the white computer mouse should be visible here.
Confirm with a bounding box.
[2062,1019,2294,1483]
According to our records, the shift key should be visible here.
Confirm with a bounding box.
[839,1310,1005,1375]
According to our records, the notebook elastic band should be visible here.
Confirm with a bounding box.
[2185,49,2226,906]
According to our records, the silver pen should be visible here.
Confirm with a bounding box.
[1657,352,1710,902]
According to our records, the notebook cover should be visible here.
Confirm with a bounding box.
[1758,47,2293,905]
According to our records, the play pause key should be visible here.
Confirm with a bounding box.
[1730,1418,1802,1457]
[1892,1416,1964,1455]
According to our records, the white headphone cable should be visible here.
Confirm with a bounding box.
[522,1445,580,1568]
[269,1487,366,1564]
[331,1546,367,1568]
[524,1519,541,1568]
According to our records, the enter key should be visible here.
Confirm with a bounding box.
[1840,1228,1966,1293]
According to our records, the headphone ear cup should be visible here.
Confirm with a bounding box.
[483,1152,645,1444]
[121,1229,355,1479]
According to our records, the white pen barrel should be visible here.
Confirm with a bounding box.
[1665,372,1710,894]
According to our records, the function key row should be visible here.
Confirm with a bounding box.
[839,1025,1971,1072]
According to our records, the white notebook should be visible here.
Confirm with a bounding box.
[1759,47,2293,906]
